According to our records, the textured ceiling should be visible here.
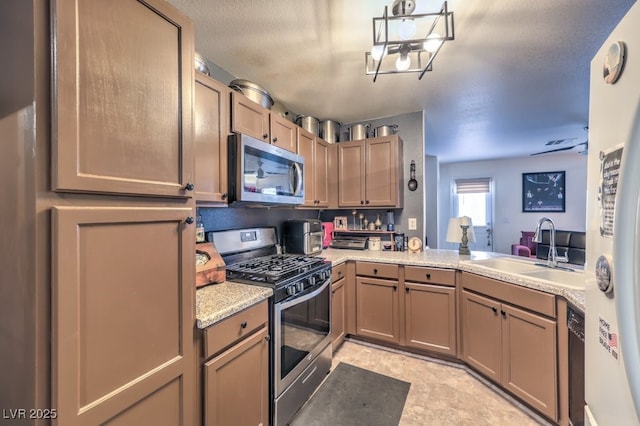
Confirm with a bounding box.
[168,0,635,163]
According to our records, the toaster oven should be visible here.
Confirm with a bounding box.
[283,219,323,255]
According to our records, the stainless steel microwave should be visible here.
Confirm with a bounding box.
[228,133,305,206]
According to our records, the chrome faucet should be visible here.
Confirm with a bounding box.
[533,217,569,268]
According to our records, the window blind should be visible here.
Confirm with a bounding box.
[454,178,491,194]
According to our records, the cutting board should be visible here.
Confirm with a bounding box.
[196,242,226,287]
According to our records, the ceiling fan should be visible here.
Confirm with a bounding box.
[531,127,589,156]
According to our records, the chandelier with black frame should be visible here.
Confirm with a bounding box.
[365,0,455,82]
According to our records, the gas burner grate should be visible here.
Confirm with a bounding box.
[226,254,326,284]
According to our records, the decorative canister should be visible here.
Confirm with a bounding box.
[368,237,382,251]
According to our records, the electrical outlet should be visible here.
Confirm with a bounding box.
[408,218,417,230]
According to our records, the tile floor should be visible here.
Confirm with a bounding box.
[332,339,550,425]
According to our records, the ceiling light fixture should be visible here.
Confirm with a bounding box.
[365,0,455,82]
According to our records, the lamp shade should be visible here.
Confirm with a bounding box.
[446,216,476,244]
[446,217,462,243]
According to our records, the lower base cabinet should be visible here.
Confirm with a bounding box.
[202,302,269,426]
[461,284,558,421]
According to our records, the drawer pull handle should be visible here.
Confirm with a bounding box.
[426,273,431,280]
[240,321,248,329]
[373,268,378,274]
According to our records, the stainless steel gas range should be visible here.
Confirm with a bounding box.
[210,227,332,426]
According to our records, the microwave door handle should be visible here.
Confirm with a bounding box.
[291,162,303,196]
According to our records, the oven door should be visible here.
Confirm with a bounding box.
[274,277,332,396]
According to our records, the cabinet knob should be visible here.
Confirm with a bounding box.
[501,310,506,318]
[393,285,397,291]
[365,200,370,205]
[263,133,269,139]
[426,273,431,280]
[265,335,271,342]
[373,268,378,274]
[272,137,278,142]
[240,321,248,329]
[184,182,194,191]
[185,216,194,224]
[405,287,410,293]
[221,192,228,200]
[360,200,364,205]
[492,307,498,314]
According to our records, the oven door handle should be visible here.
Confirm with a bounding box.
[278,278,331,310]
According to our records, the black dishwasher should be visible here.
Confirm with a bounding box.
[568,305,585,426]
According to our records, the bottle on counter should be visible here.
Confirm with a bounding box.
[196,210,205,243]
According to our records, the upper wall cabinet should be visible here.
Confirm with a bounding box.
[195,73,229,204]
[338,135,403,208]
[230,91,297,153]
[51,0,194,198]
[297,128,331,208]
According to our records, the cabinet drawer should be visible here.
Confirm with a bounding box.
[404,266,455,286]
[356,262,398,279]
[203,300,268,358]
[332,263,346,283]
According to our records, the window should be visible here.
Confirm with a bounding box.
[453,177,492,227]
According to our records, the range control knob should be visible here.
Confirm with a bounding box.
[286,285,297,296]
[307,276,316,287]
[296,282,304,292]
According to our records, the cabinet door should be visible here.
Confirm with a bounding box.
[365,137,399,207]
[338,140,366,207]
[52,206,195,426]
[502,304,558,420]
[195,74,229,204]
[461,290,502,383]
[314,138,331,207]
[230,91,270,142]
[271,115,297,153]
[297,128,316,207]
[356,276,400,344]
[204,326,269,426]
[405,283,457,356]
[51,0,194,198]
[331,277,346,350]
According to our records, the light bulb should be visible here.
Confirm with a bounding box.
[371,44,387,61]
[395,54,411,71]
[398,18,416,40]
[424,33,443,53]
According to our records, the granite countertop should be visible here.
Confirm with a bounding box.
[196,281,272,329]
[195,248,585,330]
[321,248,586,312]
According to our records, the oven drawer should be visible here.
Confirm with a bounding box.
[203,300,268,358]
[356,261,398,279]
[332,263,346,283]
[404,266,455,286]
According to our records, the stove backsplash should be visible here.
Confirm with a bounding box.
[199,206,318,245]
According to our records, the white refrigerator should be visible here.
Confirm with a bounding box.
[586,2,640,425]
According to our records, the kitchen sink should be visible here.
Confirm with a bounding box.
[469,257,542,273]
[520,268,586,289]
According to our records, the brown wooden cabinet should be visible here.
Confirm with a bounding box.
[230,91,297,153]
[271,114,297,153]
[202,302,269,426]
[461,273,558,421]
[52,206,195,426]
[297,128,331,207]
[355,262,400,344]
[47,1,197,424]
[337,136,403,208]
[51,0,194,199]
[404,266,457,356]
[230,91,271,143]
[331,264,347,350]
[195,73,229,204]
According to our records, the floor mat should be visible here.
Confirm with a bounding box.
[290,362,410,426]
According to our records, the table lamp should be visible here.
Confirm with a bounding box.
[446,216,476,255]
